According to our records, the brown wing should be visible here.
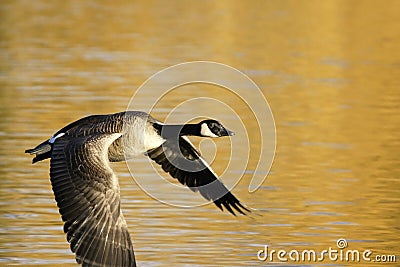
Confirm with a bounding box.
[50,133,136,267]
[146,137,249,216]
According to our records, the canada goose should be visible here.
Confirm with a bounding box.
[25,111,249,267]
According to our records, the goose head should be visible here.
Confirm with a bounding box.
[199,119,235,138]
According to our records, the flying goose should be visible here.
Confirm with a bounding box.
[25,111,249,267]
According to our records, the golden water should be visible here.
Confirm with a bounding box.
[0,1,399,266]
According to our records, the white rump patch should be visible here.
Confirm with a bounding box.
[200,123,218,138]
[49,132,65,143]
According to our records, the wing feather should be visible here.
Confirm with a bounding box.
[146,137,249,216]
[50,133,136,267]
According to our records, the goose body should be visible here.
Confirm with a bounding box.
[26,111,248,267]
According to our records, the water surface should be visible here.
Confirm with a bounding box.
[0,1,399,266]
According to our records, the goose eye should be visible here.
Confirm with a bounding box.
[210,123,217,130]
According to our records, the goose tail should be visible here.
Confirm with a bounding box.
[25,139,52,164]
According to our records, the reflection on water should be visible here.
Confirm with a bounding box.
[1,1,399,266]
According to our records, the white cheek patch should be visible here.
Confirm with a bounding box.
[49,132,65,143]
[200,123,218,138]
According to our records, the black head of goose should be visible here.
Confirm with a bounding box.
[25,111,250,267]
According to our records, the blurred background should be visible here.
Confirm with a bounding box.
[0,0,399,266]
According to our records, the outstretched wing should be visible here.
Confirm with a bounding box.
[50,133,136,267]
[146,137,249,216]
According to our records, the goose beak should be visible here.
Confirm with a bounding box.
[224,128,235,136]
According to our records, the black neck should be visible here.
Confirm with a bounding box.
[154,123,200,138]
[181,124,201,136]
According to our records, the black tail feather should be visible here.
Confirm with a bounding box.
[26,139,52,164]
[31,150,52,164]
